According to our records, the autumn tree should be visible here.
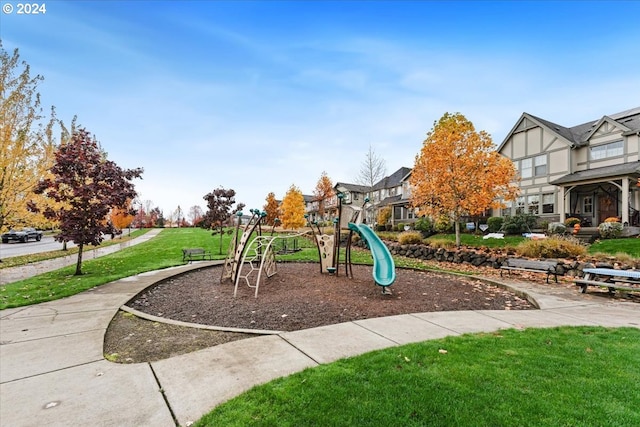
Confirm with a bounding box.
[110,201,135,231]
[188,205,204,227]
[313,171,334,218]
[280,184,306,229]
[29,128,143,275]
[0,43,58,231]
[263,192,280,226]
[202,187,244,254]
[409,112,519,247]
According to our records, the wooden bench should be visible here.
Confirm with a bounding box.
[574,268,640,294]
[182,248,213,263]
[500,258,558,283]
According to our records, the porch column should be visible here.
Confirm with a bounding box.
[622,177,630,225]
[558,186,566,223]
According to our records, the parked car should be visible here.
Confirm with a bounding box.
[1,227,43,243]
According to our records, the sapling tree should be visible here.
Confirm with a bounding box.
[263,192,280,226]
[202,187,244,254]
[29,128,143,275]
[313,171,334,218]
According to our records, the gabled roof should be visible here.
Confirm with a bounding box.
[549,161,640,185]
[372,167,412,191]
[303,194,315,203]
[334,182,370,193]
[498,107,640,152]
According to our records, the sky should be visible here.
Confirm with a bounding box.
[2,0,640,220]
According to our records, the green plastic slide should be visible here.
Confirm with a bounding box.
[348,223,396,287]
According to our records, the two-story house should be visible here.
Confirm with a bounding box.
[497,107,640,227]
[369,167,415,227]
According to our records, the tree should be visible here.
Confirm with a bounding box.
[263,192,280,226]
[110,201,135,232]
[202,187,244,254]
[376,205,391,229]
[409,112,519,247]
[313,171,334,218]
[188,205,204,227]
[0,43,58,231]
[280,184,306,229]
[355,144,386,222]
[29,128,143,275]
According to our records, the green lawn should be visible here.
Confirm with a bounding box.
[589,238,640,257]
[195,326,640,427]
[0,227,234,309]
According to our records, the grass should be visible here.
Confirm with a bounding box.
[589,238,640,258]
[0,227,235,310]
[0,229,149,269]
[194,326,640,427]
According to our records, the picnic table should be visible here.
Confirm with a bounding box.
[574,268,640,294]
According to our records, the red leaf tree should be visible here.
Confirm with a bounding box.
[29,128,143,275]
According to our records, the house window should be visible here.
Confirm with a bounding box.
[520,158,532,178]
[583,196,593,214]
[591,140,623,160]
[528,195,539,215]
[516,196,525,214]
[542,193,554,214]
[534,155,547,176]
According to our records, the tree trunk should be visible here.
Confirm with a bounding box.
[75,243,84,275]
[219,226,223,255]
[454,220,461,248]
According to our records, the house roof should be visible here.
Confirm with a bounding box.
[549,161,640,185]
[372,167,412,190]
[303,194,316,203]
[377,194,403,206]
[334,182,370,193]
[498,106,640,152]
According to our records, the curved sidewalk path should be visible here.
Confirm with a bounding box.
[1,259,638,426]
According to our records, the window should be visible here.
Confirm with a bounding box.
[542,193,554,214]
[516,196,525,214]
[534,155,547,176]
[520,158,532,178]
[583,196,593,214]
[518,155,546,178]
[528,195,539,215]
[591,140,623,160]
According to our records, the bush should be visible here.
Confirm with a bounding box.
[396,223,406,232]
[604,217,621,223]
[375,224,386,232]
[434,215,453,233]
[487,216,504,233]
[397,231,423,245]
[502,214,537,235]
[516,235,587,258]
[598,221,623,239]
[564,217,581,227]
[414,217,434,237]
[548,222,566,235]
[426,237,456,249]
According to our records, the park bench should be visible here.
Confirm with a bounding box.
[574,268,640,295]
[182,248,213,263]
[500,258,558,283]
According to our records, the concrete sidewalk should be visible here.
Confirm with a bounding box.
[1,260,639,427]
[0,229,163,285]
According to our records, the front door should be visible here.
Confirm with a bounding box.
[598,194,618,222]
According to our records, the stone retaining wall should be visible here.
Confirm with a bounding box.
[359,240,638,277]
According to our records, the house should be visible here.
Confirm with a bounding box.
[369,167,416,228]
[496,107,640,227]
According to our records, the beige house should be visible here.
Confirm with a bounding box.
[497,107,640,227]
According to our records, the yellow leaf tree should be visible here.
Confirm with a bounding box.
[280,184,306,229]
[0,44,58,231]
[263,191,280,226]
[110,200,135,231]
[313,171,334,217]
[409,112,519,246]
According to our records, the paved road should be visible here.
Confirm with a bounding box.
[0,236,75,258]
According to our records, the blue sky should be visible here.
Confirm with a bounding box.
[2,1,639,220]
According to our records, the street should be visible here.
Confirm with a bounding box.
[0,235,76,259]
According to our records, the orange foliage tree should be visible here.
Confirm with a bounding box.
[110,200,135,231]
[313,171,334,218]
[280,184,306,229]
[263,192,280,226]
[409,112,519,246]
